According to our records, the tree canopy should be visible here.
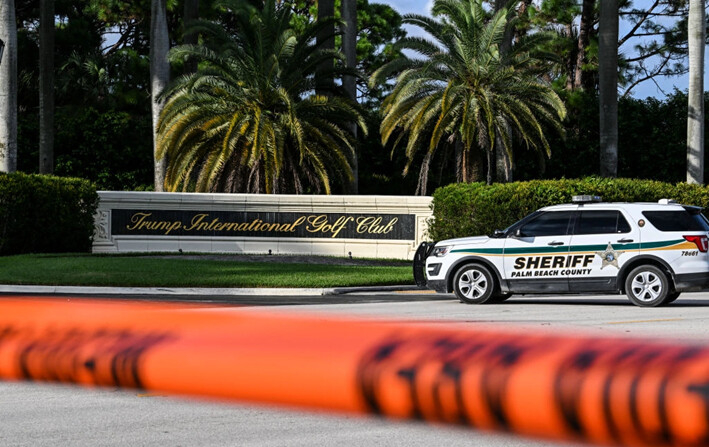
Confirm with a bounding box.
[372,0,567,193]
[8,0,707,193]
[157,0,366,193]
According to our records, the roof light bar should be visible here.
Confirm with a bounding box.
[572,195,602,204]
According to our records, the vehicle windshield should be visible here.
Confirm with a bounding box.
[491,211,542,237]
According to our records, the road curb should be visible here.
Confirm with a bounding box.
[0,284,424,297]
[327,285,423,295]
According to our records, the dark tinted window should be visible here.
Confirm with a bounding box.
[519,211,573,237]
[574,210,631,235]
[500,211,542,236]
[643,210,709,232]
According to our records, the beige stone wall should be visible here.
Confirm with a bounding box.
[93,192,433,260]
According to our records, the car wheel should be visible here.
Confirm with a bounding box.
[489,292,512,303]
[625,265,670,307]
[453,264,496,304]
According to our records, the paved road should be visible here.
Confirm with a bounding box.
[271,292,709,340]
[2,291,709,446]
[1,381,550,447]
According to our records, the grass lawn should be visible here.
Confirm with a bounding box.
[0,254,414,288]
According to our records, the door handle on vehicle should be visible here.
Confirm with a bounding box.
[548,241,564,246]
[617,238,634,243]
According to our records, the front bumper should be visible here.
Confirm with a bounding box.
[412,242,450,293]
[413,242,435,287]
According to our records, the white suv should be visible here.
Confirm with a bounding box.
[414,196,709,307]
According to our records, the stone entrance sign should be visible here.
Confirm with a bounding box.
[93,192,432,260]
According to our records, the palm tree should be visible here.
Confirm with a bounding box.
[316,0,335,95]
[598,0,618,178]
[39,0,55,174]
[151,0,169,191]
[686,0,705,184]
[341,0,358,193]
[183,0,199,74]
[156,0,365,194]
[0,0,17,173]
[372,0,566,193]
[574,0,594,91]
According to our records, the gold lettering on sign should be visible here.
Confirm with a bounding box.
[126,212,182,235]
[123,212,400,237]
[184,213,209,231]
[306,215,354,238]
[356,217,398,235]
[290,216,306,232]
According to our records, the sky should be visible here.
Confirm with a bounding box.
[383,0,709,100]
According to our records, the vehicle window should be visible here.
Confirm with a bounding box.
[518,211,573,237]
[574,210,631,235]
[498,211,542,236]
[642,210,709,232]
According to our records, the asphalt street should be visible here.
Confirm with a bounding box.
[2,291,709,446]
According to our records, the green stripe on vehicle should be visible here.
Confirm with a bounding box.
[450,239,686,256]
[450,247,505,255]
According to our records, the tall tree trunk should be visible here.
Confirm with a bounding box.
[151,0,169,191]
[0,0,17,173]
[39,0,54,174]
[598,0,618,178]
[494,0,514,55]
[183,0,199,74]
[495,127,513,183]
[686,0,705,184]
[460,144,486,183]
[455,140,463,183]
[341,0,357,193]
[565,23,575,91]
[315,0,335,95]
[416,153,431,195]
[486,148,493,185]
[575,0,595,90]
[493,0,514,182]
[470,148,484,183]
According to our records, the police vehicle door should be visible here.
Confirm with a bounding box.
[503,210,575,293]
[567,209,639,292]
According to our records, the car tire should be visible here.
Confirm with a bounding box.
[625,265,671,307]
[665,291,681,303]
[453,264,496,304]
[488,292,512,303]
[460,292,510,304]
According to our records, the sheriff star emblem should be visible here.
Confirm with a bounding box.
[595,243,625,269]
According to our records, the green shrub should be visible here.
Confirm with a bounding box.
[18,108,153,191]
[0,173,99,255]
[428,177,709,241]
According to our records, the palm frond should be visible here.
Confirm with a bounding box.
[372,0,566,187]
[156,0,364,194]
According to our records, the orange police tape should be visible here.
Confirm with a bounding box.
[0,298,708,447]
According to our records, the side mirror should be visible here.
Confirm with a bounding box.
[493,229,505,238]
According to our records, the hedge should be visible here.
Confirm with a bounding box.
[0,173,99,255]
[428,177,709,241]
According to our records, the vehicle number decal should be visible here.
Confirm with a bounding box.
[682,250,699,256]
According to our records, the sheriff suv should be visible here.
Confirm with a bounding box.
[413,196,709,307]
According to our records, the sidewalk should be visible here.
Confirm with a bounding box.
[0,284,428,297]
